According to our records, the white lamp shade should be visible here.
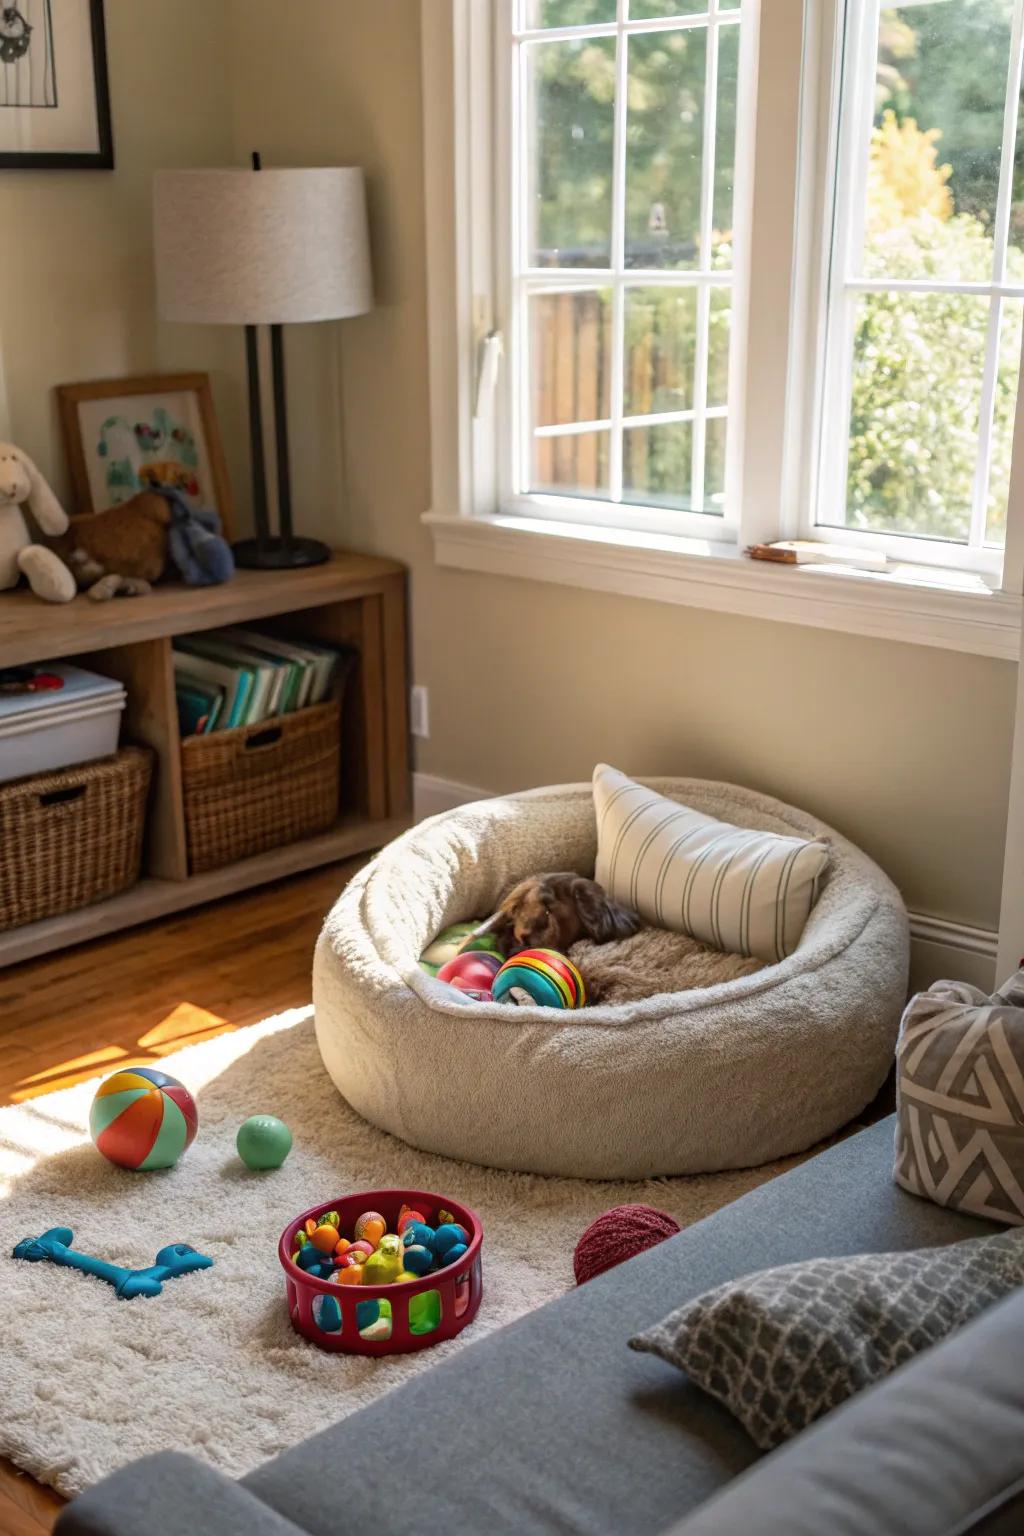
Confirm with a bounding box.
[153,167,373,326]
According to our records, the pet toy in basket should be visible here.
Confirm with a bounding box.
[279,1189,483,1356]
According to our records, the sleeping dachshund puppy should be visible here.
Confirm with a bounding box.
[476,872,641,958]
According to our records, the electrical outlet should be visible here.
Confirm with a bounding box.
[410,684,430,740]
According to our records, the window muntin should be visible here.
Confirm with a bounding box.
[816,0,1024,566]
[509,1,744,529]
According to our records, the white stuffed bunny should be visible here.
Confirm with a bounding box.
[0,442,75,603]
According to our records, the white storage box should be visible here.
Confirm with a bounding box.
[0,663,126,784]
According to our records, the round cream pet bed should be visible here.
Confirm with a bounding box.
[313,780,909,1178]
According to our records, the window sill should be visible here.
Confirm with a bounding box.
[424,511,1022,660]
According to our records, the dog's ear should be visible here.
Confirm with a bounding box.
[472,906,516,956]
[571,878,641,943]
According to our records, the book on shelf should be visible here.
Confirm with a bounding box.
[175,635,279,723]
[171,647,252,731]
[217,628,340,708]
[174,673,225,738]
[214,629,307,712]
[172,627,346,738]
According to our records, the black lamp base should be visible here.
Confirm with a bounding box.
[232,536,331,570]
[240,301,329,574]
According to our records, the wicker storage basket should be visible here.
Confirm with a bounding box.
[182,698,341,874]
[0,746,153,931]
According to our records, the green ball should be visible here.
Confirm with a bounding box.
[236,1114,292,1171]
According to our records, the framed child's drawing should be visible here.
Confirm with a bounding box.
[0,0,113,170]
[57,373,235,532]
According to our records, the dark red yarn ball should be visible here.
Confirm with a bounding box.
[573,1203,681,1284]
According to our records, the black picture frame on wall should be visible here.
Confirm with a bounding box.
[0,0,113,170]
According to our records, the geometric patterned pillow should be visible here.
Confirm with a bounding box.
[628,1229,1024,1450]
[895,971,1024,1224]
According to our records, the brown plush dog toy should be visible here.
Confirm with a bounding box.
[476,872,641,958]
[59,490,171,600]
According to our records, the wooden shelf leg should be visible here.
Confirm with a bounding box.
[355,594,389,823]
[265,597,390,822]
[382,571,412,818]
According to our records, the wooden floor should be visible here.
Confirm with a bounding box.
[0,858,363,1536]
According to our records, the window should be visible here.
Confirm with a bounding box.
[814,0,1024,573]
[501,0,746,536]
[423,1,1024,654]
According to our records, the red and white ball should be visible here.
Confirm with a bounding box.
[436,950,503,1001]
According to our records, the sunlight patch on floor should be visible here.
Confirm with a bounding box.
[0,1100,88,1159]
[8,1003,237,1104]
[13,1045,130,1098]
[2,1006,312,1192]
[137,1002,228,1049]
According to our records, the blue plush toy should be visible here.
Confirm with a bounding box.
[155,486,235,586]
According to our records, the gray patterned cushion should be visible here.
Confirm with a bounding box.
[628,1229,1024,1449]
[895,972,1024,1224]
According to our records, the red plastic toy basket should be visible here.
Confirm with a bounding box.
[279,1188,483,1355]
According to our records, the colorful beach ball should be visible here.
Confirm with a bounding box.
[89,1067,198,1171]
[492,948,586,1009]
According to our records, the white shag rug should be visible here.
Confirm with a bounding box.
[1,1008,811,1501]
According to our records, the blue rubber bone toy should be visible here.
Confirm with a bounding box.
[13,1227,213,1298]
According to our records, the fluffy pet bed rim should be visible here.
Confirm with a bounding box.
[363,780,898,1024]
[313,778,909,1178]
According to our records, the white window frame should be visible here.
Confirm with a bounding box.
[421,0,1024,661]
[796,0,1024,580]
[497,1,747,545]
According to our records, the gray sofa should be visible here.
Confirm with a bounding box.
[57,1117,1024,1536]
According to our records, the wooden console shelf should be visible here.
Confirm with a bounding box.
[0,552,412,969]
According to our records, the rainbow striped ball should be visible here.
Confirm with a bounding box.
[89,1067,198,1171]
[492,948,586,1009]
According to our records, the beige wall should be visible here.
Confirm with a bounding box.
[0,0,248,515]
[4,0,1014,931]
[419,584,1016,927]
[225,0,430,557]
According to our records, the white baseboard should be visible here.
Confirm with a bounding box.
[412,773,1000,991]
[906,912,998,994]
[413,772,492,821]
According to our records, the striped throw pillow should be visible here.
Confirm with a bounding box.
[593,765,829,964]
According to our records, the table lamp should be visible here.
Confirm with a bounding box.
[153,156,373,569]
